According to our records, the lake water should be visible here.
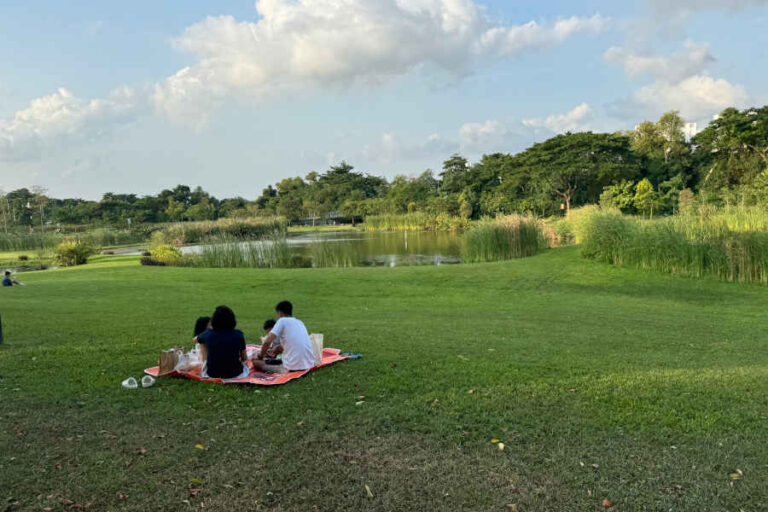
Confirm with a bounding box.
[182,231,463,267]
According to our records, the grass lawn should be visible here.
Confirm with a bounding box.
[1,248,767,511]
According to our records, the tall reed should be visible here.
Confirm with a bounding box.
[461,216,545,263]
[152,217,287,247]
[180,234,294,269]
[575,206,768,284]
[309,240,358,268]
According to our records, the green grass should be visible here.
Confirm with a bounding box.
[2,249,768,510]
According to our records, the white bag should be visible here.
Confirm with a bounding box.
[309,333,324,367]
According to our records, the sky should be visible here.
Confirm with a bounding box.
[1,0,767,200]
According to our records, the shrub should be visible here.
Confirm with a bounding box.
[18,255,29,261]
[54,240,96,267]
[150,244,182,264]
[140,257,166,266]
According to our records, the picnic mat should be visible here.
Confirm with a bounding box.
[144,345,348,386]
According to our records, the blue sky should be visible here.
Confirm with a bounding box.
[1,0,767,199]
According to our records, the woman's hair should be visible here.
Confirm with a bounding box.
[211,305,237,331]
[193,316,211,337]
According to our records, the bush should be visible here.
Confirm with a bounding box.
[18,255,29,261]
[150,244,182,264]
[54,240,96,267]
[140,257,166,266]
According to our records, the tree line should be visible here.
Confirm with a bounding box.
[2,106,766,230]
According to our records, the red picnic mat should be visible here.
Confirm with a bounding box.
[144,345,348,386]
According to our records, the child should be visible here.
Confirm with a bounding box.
[262,318,282,359]
[194,316,212,337]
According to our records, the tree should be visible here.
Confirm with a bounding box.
[692,106,768,196]
[440,154,470,194]
[0,192,10,233]
[634,178,659,218]
[520,132,641,214]
[185,198,216,221]
[165,198,186,221]
[31,186,49,230]
[600,181,635,212]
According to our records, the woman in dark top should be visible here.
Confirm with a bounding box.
[194,306,248,379]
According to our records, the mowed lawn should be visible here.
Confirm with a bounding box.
[2,248,768,511]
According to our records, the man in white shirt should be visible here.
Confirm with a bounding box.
[253,301,316,372]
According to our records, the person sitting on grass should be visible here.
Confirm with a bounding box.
[262,318,282,359]
[194,306,249,379]
[194,316,212,337]
[2,271,21,287]
[253,301,315,373]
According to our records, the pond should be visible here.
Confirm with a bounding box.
[181,231,463,267]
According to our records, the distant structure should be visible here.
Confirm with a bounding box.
[683,122,699,141]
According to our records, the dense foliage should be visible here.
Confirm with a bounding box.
[2,107,766,230]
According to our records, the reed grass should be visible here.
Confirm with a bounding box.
[574,206,768,284]
[179,234,295,269]
[309,240,358,268]
[152,217,287,247]
[0,227,148,251]
[461,216,545,263]
[363,213,469,232]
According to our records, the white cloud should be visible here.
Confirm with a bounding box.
[459,120,509,145]
[154,0,608,125]
[522,102,594,133]
[362,132,453,163]
[0,87,144,161]
[476,15,607,57]
[604,40,714,83]
[2,0,608,161]
[633,75,749,120]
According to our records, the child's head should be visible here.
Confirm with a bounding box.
[193,316,211,337]
[211,305,237,331]
[4,271,10,277]
[263,318,276,333]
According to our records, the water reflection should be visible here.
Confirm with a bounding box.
[181,231,462,267]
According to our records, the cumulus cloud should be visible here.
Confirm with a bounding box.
[362,132,454,163]
[459,120,508,145]
[154,0,608,124]
[0,87,144,161]
[2,0,608,160]
[476,15,607,57]
[604,37,752,122]
[522,103,594,134]
[632,75,749,120]
[604,40,714,83]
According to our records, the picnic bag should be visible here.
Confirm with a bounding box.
[158,347,184,375]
